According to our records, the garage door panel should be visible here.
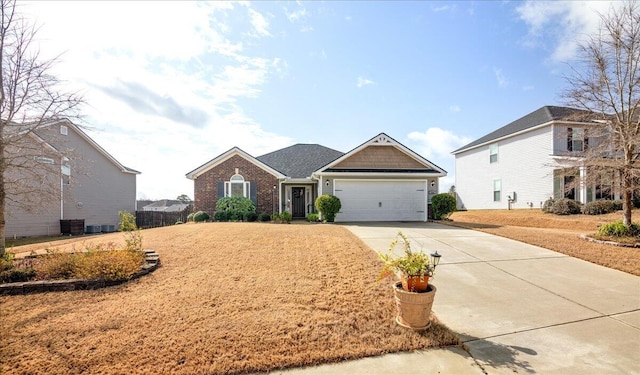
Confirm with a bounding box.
[334,180,426,222]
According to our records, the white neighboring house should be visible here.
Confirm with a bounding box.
[452,106,617,210]
[142,200,189,212]
[5,119,139,237]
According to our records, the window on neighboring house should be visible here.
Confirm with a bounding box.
[567,127,587,152]
[60,125,68,135]
[595,171,614,200]
[35,156,54,164]
[553,169,580,201]
[493,179,501,202]
[489,144,498,163]
[224,174,249,198]
[61,164,70,185]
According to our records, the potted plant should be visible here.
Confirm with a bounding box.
[377,232,442,330]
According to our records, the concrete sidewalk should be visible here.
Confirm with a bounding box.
[275,222,640,375]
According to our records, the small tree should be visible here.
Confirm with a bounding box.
[315,194,341,222]
[562,1,640,226]
[176,194,192,204]
[432,193,456,220]
[0,0,83,256]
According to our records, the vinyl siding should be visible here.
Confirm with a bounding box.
[59,127,136,228]
[455,125,554,210]
[5,123,136,237]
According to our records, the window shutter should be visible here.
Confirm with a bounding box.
[217,181,224,199]
[567,128,573,151]
[250,182,257,205]
[584,129,588,150]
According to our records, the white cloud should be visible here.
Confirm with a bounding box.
[493,67,507,88]
[285,6,310,23]
[248,8,272,37]
[21,1,291,199]
[449,105,461,113]
[407,128,472,159]
[357,76,375,88]
[516,1,620,62]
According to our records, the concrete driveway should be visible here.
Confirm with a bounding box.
[342,222,640,374]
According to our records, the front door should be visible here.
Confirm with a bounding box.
[292,187,306,218]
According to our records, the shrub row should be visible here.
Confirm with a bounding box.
[583,200,623,215]
[543,198,624,215]
[213,211,259,222]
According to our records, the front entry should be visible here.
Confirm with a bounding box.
[292,187,306,218]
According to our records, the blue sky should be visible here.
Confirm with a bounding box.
[22,1,619,200]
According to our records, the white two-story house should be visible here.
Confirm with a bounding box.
[452,106,616,210]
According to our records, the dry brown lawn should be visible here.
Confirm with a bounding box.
[448,209,640,276]
[0,223,460,375]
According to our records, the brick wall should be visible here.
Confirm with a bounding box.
[193,155,279,216]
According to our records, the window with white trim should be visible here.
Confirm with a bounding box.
[224,174,249,198]
[489,144,498,163]
[567,127,587,152]
[493,179,501,202]
[61,164,70,185]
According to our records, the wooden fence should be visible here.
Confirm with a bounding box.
[135,206,193,229]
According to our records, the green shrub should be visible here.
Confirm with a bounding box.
[193,211,210,222]
[543,198,581,215]
[598,221,640,237]
[215,197,256,217]
[315,194,342,222]
[281,211,292,223]
[272,213,281,222]
[118,211,137,231]
[583,200,616,215]
[245,212,258,222]
[213,211,228,222]
[306,213,319,222]
[175,220,183,225]
[0,268,36,283]
[258,212,271,222]
[187,213,195,222]
[432,193,456,220]
[0,252,15,272]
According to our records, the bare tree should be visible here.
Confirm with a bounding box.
[563,1,640,226]
[0,0,83,255]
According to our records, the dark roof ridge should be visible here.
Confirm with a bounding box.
[452,105,596,154]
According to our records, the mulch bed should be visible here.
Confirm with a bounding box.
[0,223,459,374]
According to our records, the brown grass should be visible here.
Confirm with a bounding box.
[448,209,640,276]
[0,223,460,375]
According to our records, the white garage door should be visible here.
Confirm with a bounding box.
[334,180,427,222]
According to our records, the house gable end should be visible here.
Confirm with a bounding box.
[186,147,285,180]
[317,133,446,175]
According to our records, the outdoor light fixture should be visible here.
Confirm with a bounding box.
[430,180,436,187]
[430,251,442,268]
[325,179,330,186]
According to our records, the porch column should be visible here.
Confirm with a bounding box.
[579,166,588,204]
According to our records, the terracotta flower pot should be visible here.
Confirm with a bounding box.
[401,274,430,292]
[393,281,436,330]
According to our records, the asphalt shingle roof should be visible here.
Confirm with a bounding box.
[452,106,594,154]
[257,144,344,178]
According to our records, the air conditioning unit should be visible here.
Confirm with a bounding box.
[85,225,101,234]
[101,224,116,233]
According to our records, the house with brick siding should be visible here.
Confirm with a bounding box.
[186,133,446,222]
